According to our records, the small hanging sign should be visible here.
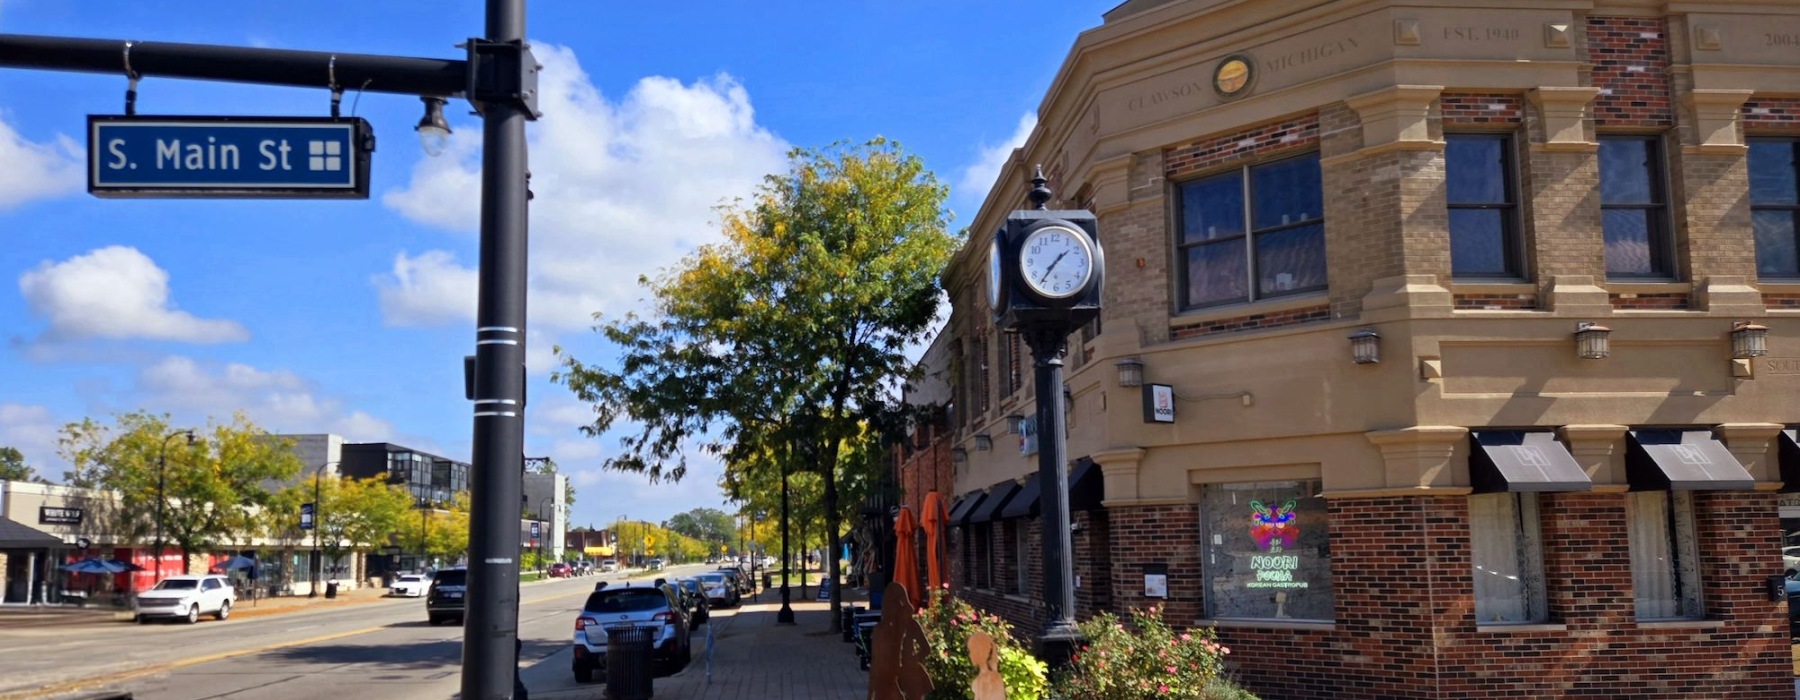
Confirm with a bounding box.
[1143,384,1175,423]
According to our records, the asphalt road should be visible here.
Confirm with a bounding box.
[0,563,726,700]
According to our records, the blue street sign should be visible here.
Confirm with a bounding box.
[300,502,316,531]
[530,521,542,538]
[88,116,373,199]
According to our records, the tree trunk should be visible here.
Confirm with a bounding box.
[823,445,841,633]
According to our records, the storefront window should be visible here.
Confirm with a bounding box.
[1626,490,1702,620]
[1469,493,1547,623]
[1200,480,1333,620]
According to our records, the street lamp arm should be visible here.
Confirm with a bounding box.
[0,34,467,97]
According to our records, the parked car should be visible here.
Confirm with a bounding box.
[548,562,574,578]
[673,577,710,627]
[571,582,692,683]
[427,568,468,626]
[716,566,752,594]
[134,574,235,624]
[695,571,739,608]
[599,559,619,572]
[647,557,666,571]
[390,573,431,597]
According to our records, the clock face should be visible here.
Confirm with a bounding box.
[1018,225,1094,300]
[988,238,1003,311]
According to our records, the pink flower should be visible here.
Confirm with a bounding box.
[1179,632,1191,641]
[1166,665,1177,673]
[1159,685,1170,693]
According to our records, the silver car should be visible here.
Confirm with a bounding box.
[571,583,691,683]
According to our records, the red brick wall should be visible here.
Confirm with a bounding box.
[1745,98,1800,131]
[1453,293,1539,310]
[1169,304,1333,340]
[1586,17,1673,128]
[1766,293,1800,308]
[952,510,1111,638]
[1441,92,1524,126]
[1610,292,1690,310]
[893,417,954,519]
[1165,114,1320,180]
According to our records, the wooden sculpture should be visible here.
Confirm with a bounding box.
[867,580,934,700]
[968,630,1007,700]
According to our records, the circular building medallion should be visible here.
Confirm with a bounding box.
[1214,55,1254,98]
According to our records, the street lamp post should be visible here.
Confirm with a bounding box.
[777,463,794,625]
[418,497,432,572]
[153,429,196,584]
[309,461,338,598]
[537,497,554,573]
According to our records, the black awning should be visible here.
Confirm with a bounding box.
[1469,431,1592,493]
[0,515,63,549]
[999,473,1043,520]
[967,481,1021,524]
[949,491,986,526]
[1069,459,1105,512]
[1780,429,1800,493]
[1626,429,1756,491]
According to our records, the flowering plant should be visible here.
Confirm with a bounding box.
[1050,606,1254,700]
[915,586,1040,700]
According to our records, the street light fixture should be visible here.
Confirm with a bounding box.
[154,428,197,584]
[415,96,451,157]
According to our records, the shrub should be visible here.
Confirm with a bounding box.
[998,645,1048,700]
[915,587,1036,700]
[1049,606,1256,700]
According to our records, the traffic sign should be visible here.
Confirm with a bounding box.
[88,115,374,199]
[300,502,316,531]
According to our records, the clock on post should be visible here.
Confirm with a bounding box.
[990,167,1104,333]
[988,165,1103,670]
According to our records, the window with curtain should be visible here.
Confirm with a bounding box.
[1199,479,1333,620]
[1469,493,1547,623]
[1176,153,1326,309]
[1599,136,1673,277]
[1750,138,1800,279]
[1626,490,1703,620]
[1446,134,1522,278]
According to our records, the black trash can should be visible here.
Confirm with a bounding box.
[606,627,655,700]
[324,582,339,599]
[762,572,774,590]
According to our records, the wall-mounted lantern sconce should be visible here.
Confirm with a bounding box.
[951,447,968,464]
[1115,357,1144,388]
[1575,322,1611,360]
[1731,321,1768,359]
[974,434,993,451]
[1005,414,1025,435]
[1348,329,1381,365]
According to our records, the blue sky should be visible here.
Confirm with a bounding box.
[0,0,1116,527]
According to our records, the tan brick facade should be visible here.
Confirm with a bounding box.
[933,1,1800,696]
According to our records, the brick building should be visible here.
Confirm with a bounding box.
[935,0,1800,696]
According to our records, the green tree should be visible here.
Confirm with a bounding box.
[0,446,45,483]
[59,411,303,572]
[399,492,472,566]
[665,507,735,550]
[557,138,955,630]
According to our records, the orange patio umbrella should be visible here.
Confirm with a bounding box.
[892,505,921,610]
[920,490,949,599]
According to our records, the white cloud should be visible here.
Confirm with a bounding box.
[0,402,64,477]
[19,246,249,344]
[373,250,480,327]
[955,112,1037,215]
[136,356,394,441]
[557,438,728,526]
[380,43,791,333]
[0,113,80,211]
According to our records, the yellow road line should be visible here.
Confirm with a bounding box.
[0,625,386,700]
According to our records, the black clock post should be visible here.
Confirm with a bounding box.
[991,167,1104,669]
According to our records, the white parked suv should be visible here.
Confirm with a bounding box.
[135,574,235,624]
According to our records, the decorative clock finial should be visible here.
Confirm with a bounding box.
[1028,165,1051,210]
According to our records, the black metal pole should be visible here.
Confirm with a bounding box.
[778,463,794,624]
[461,0,529,695]
[1025,327,1080,668]
[0,35,465,97]
[311,468,321,598]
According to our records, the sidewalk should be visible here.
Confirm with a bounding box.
[536,587,871,700]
